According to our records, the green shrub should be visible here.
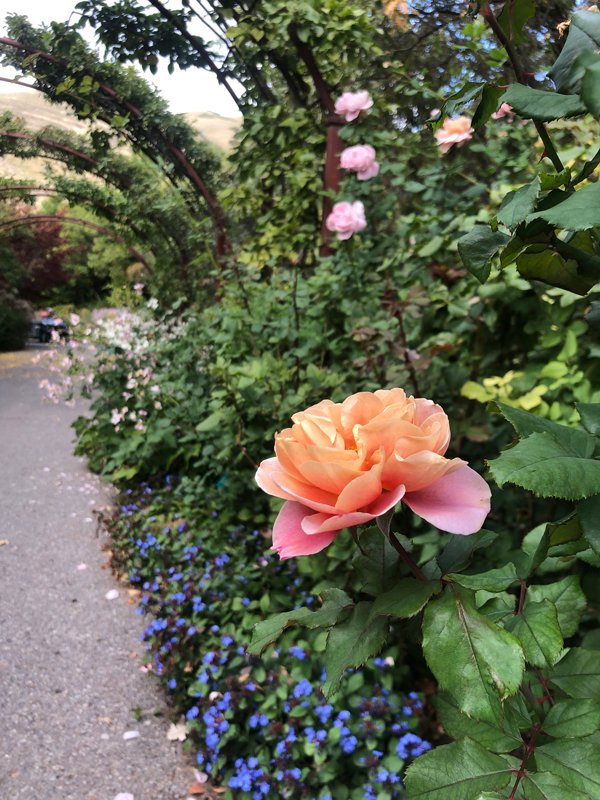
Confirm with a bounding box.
[0,294,31,352]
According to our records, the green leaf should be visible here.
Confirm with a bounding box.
[548,513,582,548]
[434,693,522,753]
[492,403,589,451]
[505,599,563,668]
[535,740,600,794]
[580,494,600,555]
[418,235,444,257]
[443,81,485,118]
[248,588,353,655]
[544,699,600,738]
[422,589,524,724]
[437,529,498,574]
[549,10,600,94]
[352,526,400,595]
[497,178,540,229]
[577,403,600,436]
[515,244,593,295]
[323,602,388,697]
[580,52,600,117]
[496,0,536,45]
[404,739,512,799]
[472,86,506,129]
[457,226,510,283]
[527,575,587,637]
[196,409,227,432]
[487,431,600,500]
[521,771,593,800]
[529,182,600,231]
[476,591,515,624]
[513,524,550,579]
[446,563,518,592]
[501,84,587,121]
[475,795,504,800]
[550,648,600,699]
[370,578,440,619]
[539,168,571,191]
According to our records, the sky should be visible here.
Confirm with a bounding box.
[0,0,242,116]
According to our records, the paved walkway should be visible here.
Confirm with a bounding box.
[0,349,194,800]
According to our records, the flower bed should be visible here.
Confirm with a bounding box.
[108,478,432,799]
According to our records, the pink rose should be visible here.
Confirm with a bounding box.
[334,90,373,122]
[434,116,474,154]
[256,389,491,559]
[340,145,380,181]
[325,201,367,240]
[491,102,513,121]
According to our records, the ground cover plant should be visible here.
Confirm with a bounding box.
[23,0,600,798]
[105,477,433,799]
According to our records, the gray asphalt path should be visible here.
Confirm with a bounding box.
[0,349,194,800]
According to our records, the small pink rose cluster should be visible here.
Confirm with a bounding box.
[334,90,373,122]
[340,144,380,181]
[326,90,377,241]
[491,102,513,121]
[325,201,366,240]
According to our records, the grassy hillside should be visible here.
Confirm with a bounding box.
[0,90,242,182]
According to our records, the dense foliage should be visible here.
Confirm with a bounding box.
[23,0,600,798]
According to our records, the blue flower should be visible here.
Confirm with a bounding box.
[293,679,312,699]
[186,705,199,720]
[397,733,431,760]
[249,713,269,729]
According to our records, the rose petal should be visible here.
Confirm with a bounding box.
[335,465,383,512]
[272,502,339,559]
[301,510,376,535]
[365,483,406,516]
[403,465,491,535]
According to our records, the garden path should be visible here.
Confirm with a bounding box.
[0,349,195,800]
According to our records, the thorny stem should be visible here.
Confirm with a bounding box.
[480,3,565,173]
[509,572,556,799]
[516,579,527,615]
[350,526,368,556]
[383,290,421,397]
[507,723,542,800]
[387,530,428,583]
[533,667,556,707]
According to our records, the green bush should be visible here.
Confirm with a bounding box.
[0,294,31,352]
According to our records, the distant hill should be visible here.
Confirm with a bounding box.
[0,90,242,183]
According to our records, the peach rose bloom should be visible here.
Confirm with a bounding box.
[434,116,474,154]
[256,389,491,559]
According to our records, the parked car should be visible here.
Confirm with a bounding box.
[31,309,69,343]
